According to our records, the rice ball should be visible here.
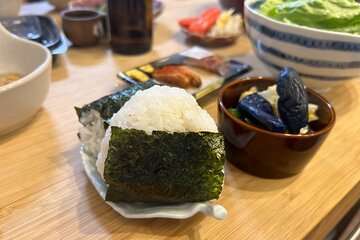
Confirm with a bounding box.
[97,85,218,176]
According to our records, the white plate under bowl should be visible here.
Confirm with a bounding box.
[81,147,228,220]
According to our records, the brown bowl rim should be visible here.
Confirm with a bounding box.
[218,76,336,139]
[61,8,101,22]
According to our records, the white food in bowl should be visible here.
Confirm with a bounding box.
[207,9,243,38]
[244,0,360,92]
[0,24,52,136]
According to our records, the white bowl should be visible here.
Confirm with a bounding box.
[244,0,360,92]
[0,0,22,17]
[0,24,52,136]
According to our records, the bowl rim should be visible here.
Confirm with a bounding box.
[244,0,360,40]
[0,24,52,94]
[61,8,102,22]
[218,76,336,138]
[180,26,241,41]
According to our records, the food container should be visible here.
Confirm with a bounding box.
[0,24,52,136]
[218,77,336,178]
[244,0,360,92]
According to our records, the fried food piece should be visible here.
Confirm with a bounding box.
[180,66,201,87]
[184,55,228,76]
[152,65,201,88]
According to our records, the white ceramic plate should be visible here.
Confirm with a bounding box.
[81,148,228,220]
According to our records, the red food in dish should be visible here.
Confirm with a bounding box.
[178,17,198,28]
[199,7,221,19]
[179,8,221,35]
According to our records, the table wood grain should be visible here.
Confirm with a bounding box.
[1,0,359,239]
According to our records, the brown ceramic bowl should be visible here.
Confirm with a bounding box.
[218,77,336,178]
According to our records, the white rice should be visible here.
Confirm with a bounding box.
[96,85,218,177]
[78,110,105,157]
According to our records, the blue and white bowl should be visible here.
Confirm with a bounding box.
[244,0,360,91]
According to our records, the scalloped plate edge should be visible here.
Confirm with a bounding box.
[80,147,228,220]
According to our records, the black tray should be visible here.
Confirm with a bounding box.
[118,47,252,100]
[0,16,42,41]
[37,15,61,49]
[0,15,68,60]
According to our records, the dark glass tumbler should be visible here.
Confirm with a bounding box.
[107,0,153,55]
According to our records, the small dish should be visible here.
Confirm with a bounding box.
[81,148,228,220]
[181,27,239,45]
[218,77,336,178]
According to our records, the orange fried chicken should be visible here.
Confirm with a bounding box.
[152,65,201,88]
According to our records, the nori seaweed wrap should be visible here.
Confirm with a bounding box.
[75,80,158,126]
[75,83,226,203]
[94,85,226,203]
[104,128,225,202]
[75,80,158,156]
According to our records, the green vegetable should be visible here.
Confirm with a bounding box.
[228,108,242,119]
[257,0,360,35]
[104,127,225,202]
[75,80,158,124]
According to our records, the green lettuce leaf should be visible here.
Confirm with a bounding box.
[257,0,360,35]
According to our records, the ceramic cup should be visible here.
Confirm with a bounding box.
[61,8,104,47]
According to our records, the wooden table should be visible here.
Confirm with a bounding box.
[1,0,359,239]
